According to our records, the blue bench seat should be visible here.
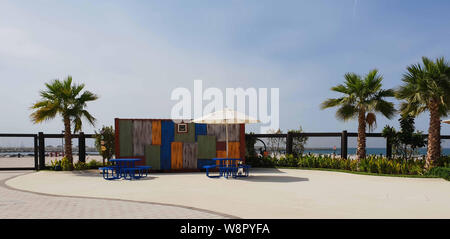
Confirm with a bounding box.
[236,165,251,177]
[203,165,221,178]
[136,166,152,178]
[99,167,120,180]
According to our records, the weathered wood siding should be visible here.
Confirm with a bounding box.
[116,119,247,171]
[240,124,245,161]
[197,135,216,159]
[207,124,240,141]
[134,156,146,166]
[174,123,195,143]
[216,150,227,165]
[215,142,240,165]
[171,142,183,169]
[182,142,198,169]
[152,120,162,145]
[195,123,207,140]
[216,141,226,151]
[119,120,133,157]
[145,145,160,170]
[161,120,174,170]
[227,142,241,158]
[132,120,152,156]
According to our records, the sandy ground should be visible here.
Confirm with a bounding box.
[5,168,450,218]
[0,156,103,168]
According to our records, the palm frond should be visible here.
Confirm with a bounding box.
[398,56,450,117]
[365,112,377,132]
[336,104,358,121]
[321,98,345,109]
[30,76,99,131]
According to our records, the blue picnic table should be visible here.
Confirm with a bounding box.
[203,158,251,179]
[99,158,151,180]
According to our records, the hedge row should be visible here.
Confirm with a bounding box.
[246,155,450,176]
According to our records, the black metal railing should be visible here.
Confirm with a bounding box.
[0,132,94,170]
[246,131,450,159]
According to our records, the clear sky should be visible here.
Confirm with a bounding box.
[0,0,449,147]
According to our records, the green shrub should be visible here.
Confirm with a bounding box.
[60,156,71,171]
[359,158,369,172]
[435,156,450,168]
[74,161,88,170]
[87,160,103,169]
[245,155,276,167]
[50,159,62,171]
[350,160,358,171]
[426,167,450,180]
[277,154,298,167]
[409,164,424,175]
[245,153,430,177]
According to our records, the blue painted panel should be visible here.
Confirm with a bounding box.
[197,159,216,169]
[195,123,207,140]
[160,120,174,170]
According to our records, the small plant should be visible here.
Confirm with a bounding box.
[50,159,62,171]
[382,116,427,161]
[74,161,88,170]
[87,160,103,169]
[288,125,308,157]
[60,156,71,171]
[426,167,450,180]
[435,156,450,168]
[94,126,115,166]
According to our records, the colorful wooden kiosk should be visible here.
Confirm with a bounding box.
[114,118,245,172]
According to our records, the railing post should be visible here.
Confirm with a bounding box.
[38,132,45,170]
[34,135,39,171]
[341,130,348,159]
[79,132,86,163]
[286,132,293,155]
[386,136,392,159]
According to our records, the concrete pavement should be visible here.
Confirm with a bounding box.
[0,171,233,219]
[5,168,450,218]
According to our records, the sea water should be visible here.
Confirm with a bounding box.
[303,148,450,156]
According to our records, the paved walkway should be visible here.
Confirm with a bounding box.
[0,171,233,219]
[5,168,450,218]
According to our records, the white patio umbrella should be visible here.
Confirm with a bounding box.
[192,108,260,157]
[443,119,450,124]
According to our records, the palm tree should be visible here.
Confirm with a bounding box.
[30,76,99,169]
[321,69,396,159]
[396,57,450,169]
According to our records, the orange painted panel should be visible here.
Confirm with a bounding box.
[152,120,162,145]
[215,143,240,166]
[171,142,183,169]
[216,150,227,165]
[228,142,240,158]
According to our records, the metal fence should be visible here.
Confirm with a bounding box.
[2,131,450,171]
[0,132,94,170]
[246,131,450,159]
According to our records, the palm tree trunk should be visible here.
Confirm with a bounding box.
[357,110,366,160]
[63,117,73,170]
[426,100,441,169]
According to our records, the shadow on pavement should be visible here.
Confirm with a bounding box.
[70,171,158,181]
[249,168,287,174]
[240,175,309,183]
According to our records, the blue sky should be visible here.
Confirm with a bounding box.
[0,0,449,147]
